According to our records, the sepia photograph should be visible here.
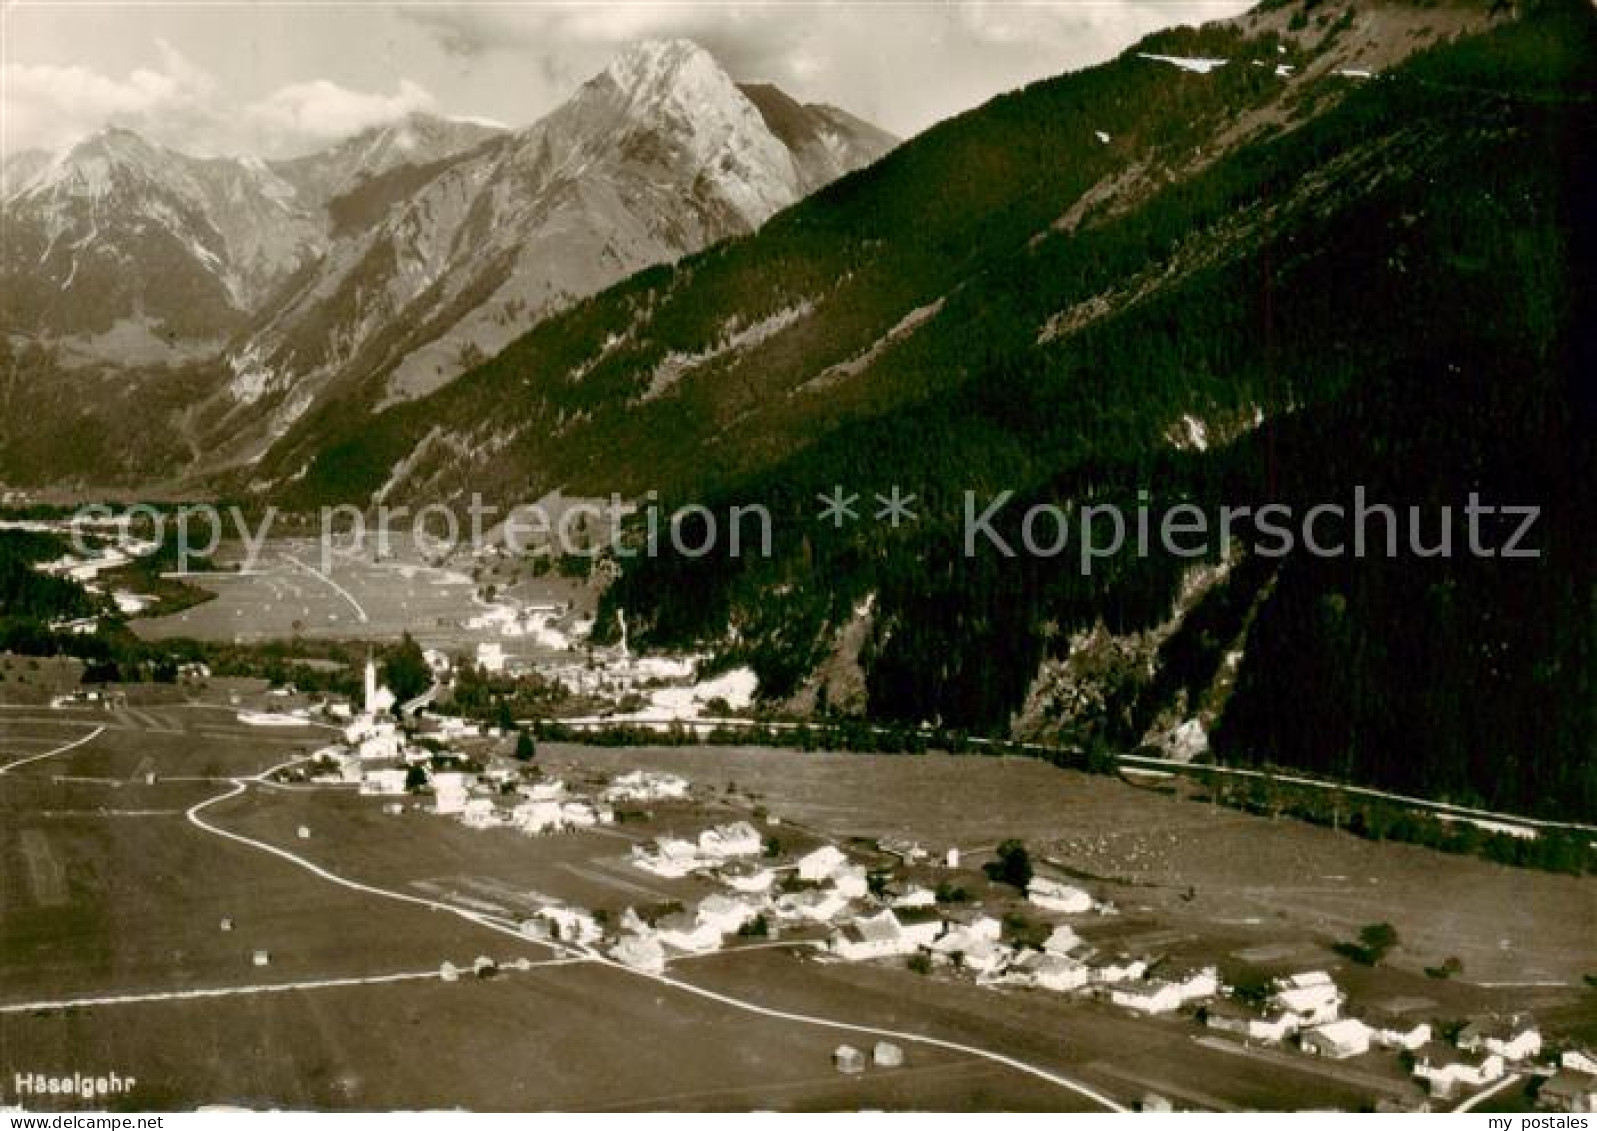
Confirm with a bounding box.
[0,0,1593,1117]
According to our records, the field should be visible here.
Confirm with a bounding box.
[545,745,1597,986]
[4,705,1593,1111]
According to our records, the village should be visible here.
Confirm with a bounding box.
[5,518,1594,1112]
[224,655,1597,1113]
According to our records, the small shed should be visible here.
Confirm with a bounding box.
[251,950,270,967]
[873,1042,904,1068]
[833,1045,866,1075]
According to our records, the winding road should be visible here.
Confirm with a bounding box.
[176,756,1126,1111]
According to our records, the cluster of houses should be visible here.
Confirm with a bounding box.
[312,692,1597,1115]
[1200,970,1593,1107]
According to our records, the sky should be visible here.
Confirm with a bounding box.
[1,1,1252,161]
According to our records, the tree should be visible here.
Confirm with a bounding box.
[514,729,537,762]
[382,633,430,704]
[1335,921,1399,966]
[404,764,429,793]
[987,839,1034,891]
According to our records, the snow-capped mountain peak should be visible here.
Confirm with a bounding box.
[593,37,801,226]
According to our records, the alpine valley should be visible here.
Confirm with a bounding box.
[2,0,1592,826]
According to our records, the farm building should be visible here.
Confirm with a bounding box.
[1090,957,1150,985]
[609,934,667,974]
[831,910,916,962]
[1027,876,1093,914]
[776,889,849,924]
[719,861,777,893]
[1370,1019,1432,1052]
[890,885,936,910]
[512,799,567,835]
[1270,974,1343,1026]
[359,767,409,796]
[797,845,848,882]
[1458,1017,1542,1063]
[833,1046,866,1075]
[460,798,499,829]
[1301,1019,1373,1059]
[1563,1050,1597,1075]
[1042,924,1084,956]
[1006,951,1090,993]
[526,906,601,946]
[1109,968,1218,1015]
[656,912,723,954]
[431,772,472,816]
[1412,1043,1506,1099]
[831,865,870,899]
[1539,1071,1597,1114]
[695,893,762,936]
[698,821,762,858]
[1204,1000,1301,1044]
[602,770,690,803]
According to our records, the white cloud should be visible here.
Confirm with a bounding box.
[1,38,216,154]
[2,38,438,159]
[395,1,1252,136]
[242,78,437,151]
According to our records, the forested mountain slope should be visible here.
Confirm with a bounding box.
[272,0,1594,819]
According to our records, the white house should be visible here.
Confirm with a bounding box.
[895,911,944,950]
[610,933,667,974]
[431,772,472,816]
[1414,1045,1506,1099]
[632,837,705,877]
[355,727,403,761]
[1271,975,1343,1026]
[657,912,723,954]
[1109,969,1217,1016]
[720,861,777,894]
[559,801,600,829]
[696,894,762,936]
[460,797,499,829]
[931,923,1010,975]
[1027,876,1094,914]
[1090,957,1150,985]
[1460,1018,1543,1063]
[603,770,690,803]
[519,779,567,802]
[891,885,937,910]
[831,910,916,962]
[359,768,409,796]
[956,937,1012,977]
[1563,1050,1597,1076]
[1043,924,1084,956]
[1540,1071,1597,1114]
[513,800,567,835]
[777,888,850,924]
[528,906,601,945]
[1205,1002,1300,1044]
[476,642,508,673]
[1373,1021,1433,1052]
[797,845,848,883]
[831,865,870,900]
[1007,951,1090,993]
[1302,1019,1373,1059]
